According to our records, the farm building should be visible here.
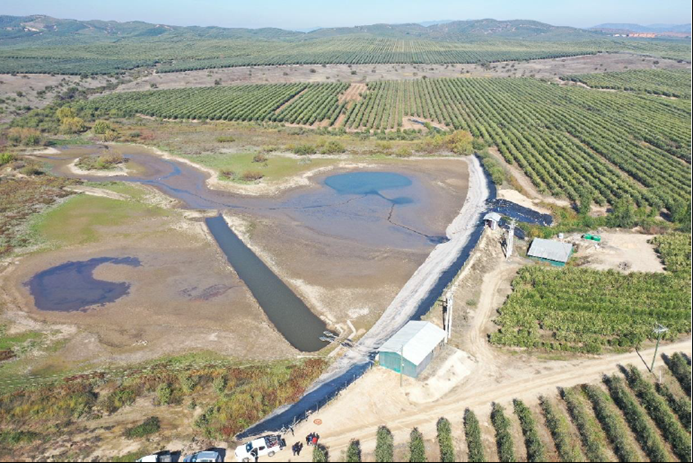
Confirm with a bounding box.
[378,321,447,378]
[483,212,502,230]
[527,238,573,266]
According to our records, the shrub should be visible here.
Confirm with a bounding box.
[375,426,394,462]
[583,384,641,462]
[156,383,172,406]
[513,399,545,462]
[219,168,236,180]
[292,144,317,156]
[625,366,691,461]
[436,417,455,462]
[463,409,485,462]
[313,445,328,462]
[216,136,235,143]
[666,352,691,395]
[408,428,426,462]
[395,147,412,158]
[539,396,584,462]
[346,440,361,462]
[320,140,345,154]
[213,375,227,394]
[491,403,515,462]
[0,430,40,447]
[0,153,15,166]
[253,153,268,163]
[179,373,198,394]
[603,375,671,462]
[560,388,609,462]
[241,171,264,182]
[92,120,112,135]
[124,417,160,439]
[106,388,136,413]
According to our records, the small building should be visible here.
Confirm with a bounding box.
[483,212,502,230]
[378,321,447,378]
[527,238,573,267]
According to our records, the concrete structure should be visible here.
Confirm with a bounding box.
[483,212,502,230]
[378,321,447,378]
[527,238,573,266]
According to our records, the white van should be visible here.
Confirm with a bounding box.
[234,435,286,462]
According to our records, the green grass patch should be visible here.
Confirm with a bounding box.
[29,193,168,248]
[180,151,334,183]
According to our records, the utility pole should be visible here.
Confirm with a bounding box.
[506,219,516,260]
[446,291,454,342]
[650,324,668,373]
[399,345,404,388]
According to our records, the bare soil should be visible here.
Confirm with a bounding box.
[0,192,295,372]
[283,225,692,461]
[571,230,665,273]
[110,54,690,94]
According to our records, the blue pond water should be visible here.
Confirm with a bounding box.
[27,257,141,312]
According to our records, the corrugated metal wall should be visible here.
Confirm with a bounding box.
[379,352,419,378]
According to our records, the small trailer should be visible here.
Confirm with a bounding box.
[235,434,286,462]
[583,234,602,242]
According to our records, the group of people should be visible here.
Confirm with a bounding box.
[290,441,304,456]
[305,432,320,447]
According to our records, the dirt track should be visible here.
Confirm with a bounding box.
[286,231,692,460]
[289,339,690,461]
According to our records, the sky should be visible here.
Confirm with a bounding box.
[2,0,691,30]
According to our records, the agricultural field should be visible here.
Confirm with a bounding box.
[302,354,691,462]
[491,233,691,353]
[74,73,691,210]
[565,68,692,98]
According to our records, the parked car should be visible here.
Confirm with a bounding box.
[182,450,223,462]
[136,451,175,462]
[234,435,286,462]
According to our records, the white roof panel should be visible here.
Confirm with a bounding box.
[379,321,446,365]
[528,238,573,263]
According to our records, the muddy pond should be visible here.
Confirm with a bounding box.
[29,146,468,352]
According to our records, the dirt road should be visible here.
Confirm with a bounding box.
[288,339,691,461]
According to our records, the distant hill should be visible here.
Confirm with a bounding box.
[591,23,691,34]
[0,14,607,43]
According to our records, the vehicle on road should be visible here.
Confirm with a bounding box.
[235,435,286,462]
[136,451,175,462]
[183,450,223,462]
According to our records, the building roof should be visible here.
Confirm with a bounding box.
[379,321,446,365]
[527,238,573,263]
[483,212,502,222]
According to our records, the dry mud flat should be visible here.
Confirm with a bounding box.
[6,145,472,368]
[1,202,295,369]
[111,53,689,93]
[238,159,470,332]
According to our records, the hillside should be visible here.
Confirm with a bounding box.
[0,15,689,75]
[0,15,605,42]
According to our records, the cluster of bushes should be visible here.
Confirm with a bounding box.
[216,136,235,143]
[624,367,690,461]
[512,399,544,462]
[490,403,515,462]
[603,375,671,461]
[0,153,16,166]
[436,418,455,462]
[124,417,160,439]
[375,426,394,462]
[75,153,126,171]
[582,384,640,462]
[6,127,42,146]
[463,409,485,462]
[539,396,584,462]
[408,428,426,462]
